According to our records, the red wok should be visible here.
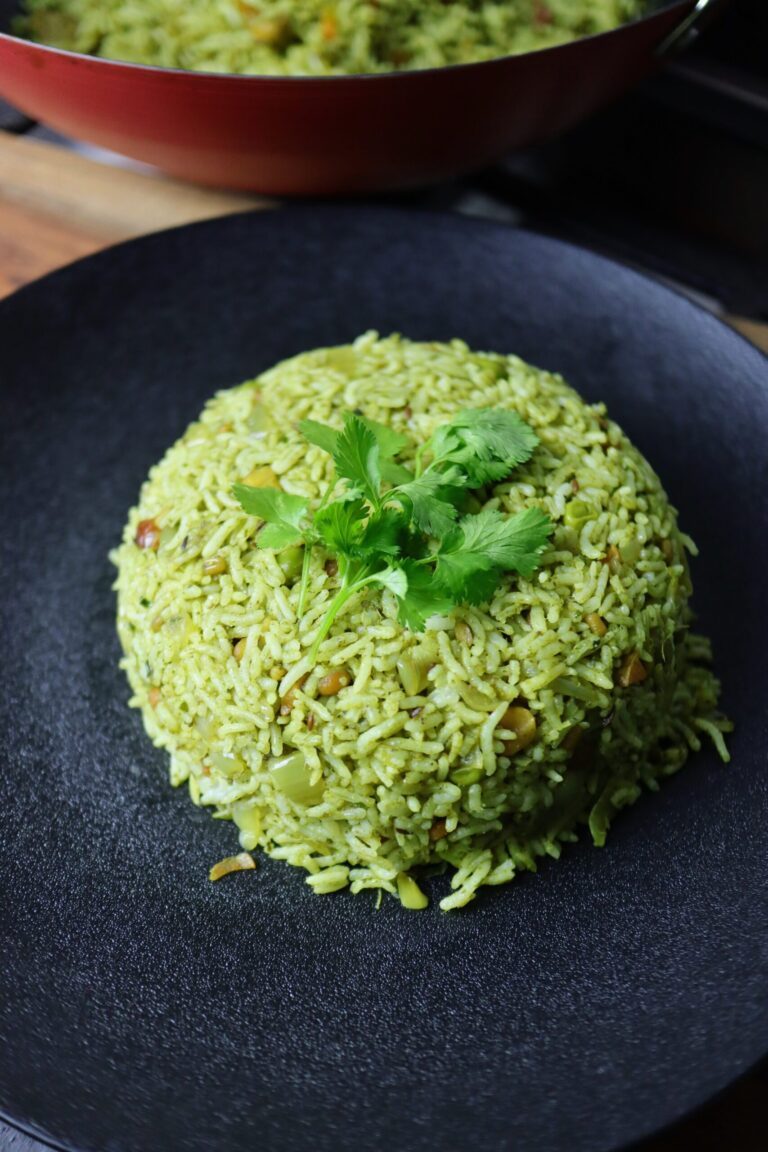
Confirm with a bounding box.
[0,1,721,194]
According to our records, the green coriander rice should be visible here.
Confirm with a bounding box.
[20,0,642,75]
[112,333,729,911]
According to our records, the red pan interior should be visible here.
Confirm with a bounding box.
[0,1,696,194]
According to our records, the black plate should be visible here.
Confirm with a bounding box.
[1,208,767,1152]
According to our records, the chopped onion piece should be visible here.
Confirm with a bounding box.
[208,852,256,882]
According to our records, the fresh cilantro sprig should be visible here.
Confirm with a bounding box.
[233,408,552,663]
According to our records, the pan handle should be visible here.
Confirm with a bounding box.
[655,0,722,57]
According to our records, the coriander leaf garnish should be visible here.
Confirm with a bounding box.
[424,408,540,486]
[373,566,409,598]
[380,459,414,486]
[332,414,382,507]
[232,484,309,550]
[434,507,552,601]
[232,485,308,524]
[442,408,539,463]
[258,522,306,549]
[233,404,552,665]
[359,507,407,557]
[388,464,465,537]
[361,417,410,462]
[392,561,456,632]
[297,418,339,456]
[313,499,368,556]
[301,415,411,481]
[442,506,553,577]
[306,565,406,661]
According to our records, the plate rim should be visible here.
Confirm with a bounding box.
[0,205,766,372]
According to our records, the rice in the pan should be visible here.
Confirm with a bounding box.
[112,333,729,911]
[21,1,641,75]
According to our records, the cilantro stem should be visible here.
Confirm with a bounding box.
[296,544,312,618]
[316,477,337,513]
[297,476,337,617]
[308,570,378,663]
[413,442,428,479]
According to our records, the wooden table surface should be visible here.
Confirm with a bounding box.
[0,129,765,1152]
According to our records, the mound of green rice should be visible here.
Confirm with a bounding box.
[21,0,641,75]
[112,333,729,910]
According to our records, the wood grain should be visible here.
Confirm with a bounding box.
[727,316,768,354]
[0,196,105,297]
[0,134,268,296]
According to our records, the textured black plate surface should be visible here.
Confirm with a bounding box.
[1,208,767,1152]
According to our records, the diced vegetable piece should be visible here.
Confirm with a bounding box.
[278,545,304,581]
[158,525,176,551]
[563,500,596,530]
[248,402,271,434]
[451,764,484,787]
[247,15,292,46]
[209,751,245,778]
[203,555,227,576]
[242,465,280,489]
[604,544,622,574]
[323,347,358,373]
[135,518,160,550]
[209,852,256,882]
[396,872,429,910]
[498,706,537,755]
[458,683,497,711]
[318,668,351,696]
[621,536,643,565]
[396,655,429,696]
[280,673,309,714]
[429,818,448,842]
[454,621,473,646]
[584,612,607,637]
[233,803,262,851]
[549,676,601,704]
[148,687,161,710]
[616,651,648,687]
[195,715,216,740]
[269,752,324,805]
[320,8,337,40]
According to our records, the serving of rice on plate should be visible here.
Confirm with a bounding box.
[112,332,729,911]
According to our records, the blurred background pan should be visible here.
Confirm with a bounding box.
[0,0,726,193]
